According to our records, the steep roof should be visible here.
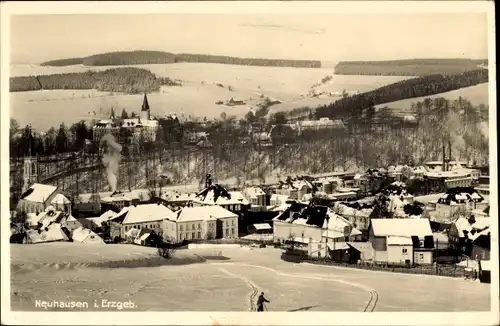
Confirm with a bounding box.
[142,92,150,111]
[20,183,58,203]
[72,227,104,243]
[122,204,176,225]
[51,194,71,205]
[370,219,433,238]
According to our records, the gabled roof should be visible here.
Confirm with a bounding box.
[453,217,490,238]
[20,183,58,203]
[72,227,104,243]
[51,194,71,205]
[370,218,433,238]
[122,204,176,225]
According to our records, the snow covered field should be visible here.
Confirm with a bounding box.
[10,244,490,312]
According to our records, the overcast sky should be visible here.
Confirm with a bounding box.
[10,13,488,64]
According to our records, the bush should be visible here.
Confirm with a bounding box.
[157,243,175,259]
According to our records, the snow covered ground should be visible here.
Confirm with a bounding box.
[10,244,490,312]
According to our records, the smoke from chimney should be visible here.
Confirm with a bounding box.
[100,134,122,192]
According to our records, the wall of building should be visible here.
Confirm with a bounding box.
[122,220,163,238]
[218,216,238,239]
[178,220,207,241]
[387,244,413,264]
[273,221,323,243]
[413,250,433,265]
[472,245,490,260]
[162,219,178,242]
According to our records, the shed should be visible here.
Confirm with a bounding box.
[247,223,273,235]
[72,227,105,244]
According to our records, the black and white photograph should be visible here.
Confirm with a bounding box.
[1,1,498,325]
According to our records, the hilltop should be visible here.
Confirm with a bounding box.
[334,58,488,76]
[40,50,322,69]
[9,67,180,93]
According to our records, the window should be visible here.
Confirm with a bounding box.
[318,244,322,249]
[226,221,229,227]
[180,225,183,231]
[225,229,229,237]
[402,248,408,254]
[198,223,201,230]
[419,253,424,260]
[197,232,201,239]
[231,228,235,235]
[192,232,195,239]
[232,220,235,226]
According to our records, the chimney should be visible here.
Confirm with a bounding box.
[448,139,452,168]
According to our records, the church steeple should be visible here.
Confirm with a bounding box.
[140,92,151,121]
[27,124,36,157]
[23,124,39,193]
[142,92,150,112]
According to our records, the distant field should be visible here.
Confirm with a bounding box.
[10,63,411,130]
[375,82,489,114]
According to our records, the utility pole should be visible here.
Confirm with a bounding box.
[435,239,439,274]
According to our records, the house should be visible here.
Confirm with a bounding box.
[170,205,239,242]
[243,186,267,210]
[273,203,361,245]
[121,203,176,238]
[50,194,72,214]
[71,227,105,244]
[429,187,488,223]
[193,185,250,214]
[368,219,434,265]
[333,203,373,231]
[449,216,490,257]
[424,170,474,192]
[101,191,140,211]
[16,183,59,215]
[470,228,490,261]
[93,93,160,143]
[162,191,197,207]
[276,178,313,201]
[269,194,290,208]
[247,223,273,235]
[61,215,82,232]
[25,223,69,244]
[133,228,161,247]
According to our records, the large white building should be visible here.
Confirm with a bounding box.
[93,93,160,143]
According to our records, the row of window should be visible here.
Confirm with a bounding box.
[123,223,159,232]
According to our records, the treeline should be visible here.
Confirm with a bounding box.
[40,50,322,68]
[315,69,488,121]
[9,67,180,93]
[334,58,488,76]
[40,58,84,67]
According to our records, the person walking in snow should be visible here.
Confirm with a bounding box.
[256,292,270,312]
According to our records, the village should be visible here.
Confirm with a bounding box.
[10,128,492,284]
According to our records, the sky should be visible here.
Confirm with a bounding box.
[10,13,488,64]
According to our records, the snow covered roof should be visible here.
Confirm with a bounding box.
[102,191,140,203]
[270,194,289,201]
[453,217,490,238]
[325,242,350,251]
[387,236,413,245]
[252,223,272,230]
[125,228,140,237]
[197,190,250,206]
[162,191,197,202]
[335,203,372,218]
[122,118,159,128]
[370,219,432,238]
[177,205,237,222]
[51,194,71,205]
[122,204,176,225]
[27,223,69,243]
[20,183,58,203]
[244,186,266,198]
[72,227,104,243]
[38,210,65,228]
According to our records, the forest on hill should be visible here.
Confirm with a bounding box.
[39,50,322,68]
[9,67,180,93]
[314,69,488,122]
[334,58,488,76]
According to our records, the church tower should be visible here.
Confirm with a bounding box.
[140,92,150,121]
[22,125,39,193]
